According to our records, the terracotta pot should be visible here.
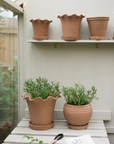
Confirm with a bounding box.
[63,102,92,130]
[87,17,109,40]
[57,14,85,40]
[22,93,61,130]
[30,19,52,40]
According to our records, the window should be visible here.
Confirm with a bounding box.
[0,6,18,143]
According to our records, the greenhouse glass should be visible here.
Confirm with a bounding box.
[0,6,18,143]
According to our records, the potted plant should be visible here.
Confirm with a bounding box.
[62,83,97,130]
[87,17,109,40]
[57,14,85,40]
[30,19,52,40]
[22,77,61,130]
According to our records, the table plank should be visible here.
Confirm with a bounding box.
[17,120,105,130]
[11,127,107,138]
[22,118,104,123]
[4,135,110,144]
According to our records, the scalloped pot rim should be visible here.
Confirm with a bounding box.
[30,19,52,23]
[57,14,85,18]
[87,17,109,21]
[22,93,61,101]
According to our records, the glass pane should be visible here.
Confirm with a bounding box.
[0,6,18,143]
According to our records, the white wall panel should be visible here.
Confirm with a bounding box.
[22,0,114,131]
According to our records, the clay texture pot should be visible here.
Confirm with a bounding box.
[87,17,109,40]
[63,102,92,130]
[57,14,85,40]
[30,19,52,40]
[22,93,61,130]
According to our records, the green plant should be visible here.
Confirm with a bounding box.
[62,83,97,105]
[23,77,61,99]
[23,135,45,144]
[0,56,18,125]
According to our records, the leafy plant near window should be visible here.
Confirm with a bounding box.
[23,77,61,99]
[0,56,18,125]
[62,83,97,105]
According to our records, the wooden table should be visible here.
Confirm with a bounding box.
[3,118,110,144]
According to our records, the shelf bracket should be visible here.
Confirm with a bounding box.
[96,43,98,48]
[54,43,57,48]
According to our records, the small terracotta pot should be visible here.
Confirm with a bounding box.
[22,93,61,130]
[87,17,109,40]
[30,19,52,40]
[57,14,85,40]
[63,102,92,130]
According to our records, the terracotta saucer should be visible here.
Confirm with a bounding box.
[68,123,88,130]
[89,36,106,40]
[61,36,80,41]
[33,36,48,40]
[29,121,54,130]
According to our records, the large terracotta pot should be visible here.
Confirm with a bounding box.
[30,19,52,40]
[87,17,109,40]
[57,14,85,40]
[22,93,61,130]
[63,102,92,130]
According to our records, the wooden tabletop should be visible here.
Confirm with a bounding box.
[3,119,110,144]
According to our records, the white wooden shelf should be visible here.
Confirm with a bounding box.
[27,39,114,43]
[4,119,110,144]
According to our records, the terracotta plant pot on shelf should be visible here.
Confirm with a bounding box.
[23,93,61,130]
[62,83,97,130]
[87,17,109,40]
[30,19,52,40]
[63,103,92,130]
[57,14,85,40]
[22,77,61,130]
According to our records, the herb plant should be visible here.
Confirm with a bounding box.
[23,135,45,144]
[23,77,61,99]
[62,83,97,105]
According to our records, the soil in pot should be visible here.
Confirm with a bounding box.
[87,17,109,40]
[57,14,85,40]
[63,102,92,130]
[30,19,52,40]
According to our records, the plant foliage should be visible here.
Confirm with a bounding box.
[62,83,97,106]
[0,56,18,125]
[23,77,61,99]
[23,135,45,144]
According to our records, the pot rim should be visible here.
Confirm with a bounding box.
[30,19,52,23]
[22,93,61,101]
[57,14,85,19]
[87,17,109,21]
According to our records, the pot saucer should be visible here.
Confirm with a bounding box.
[68,123,88,130]
[33,36,48,40]
[89,36,106,40]
[29,121,54,130]
[61,36,80,41]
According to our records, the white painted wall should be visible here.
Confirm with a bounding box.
[20,0,114,142]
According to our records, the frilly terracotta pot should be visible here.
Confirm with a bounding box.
[30,19,52,40]
[22,93,61,130]
[87,17,109,40]
[63,102,92,130]
[57,14,85,40]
